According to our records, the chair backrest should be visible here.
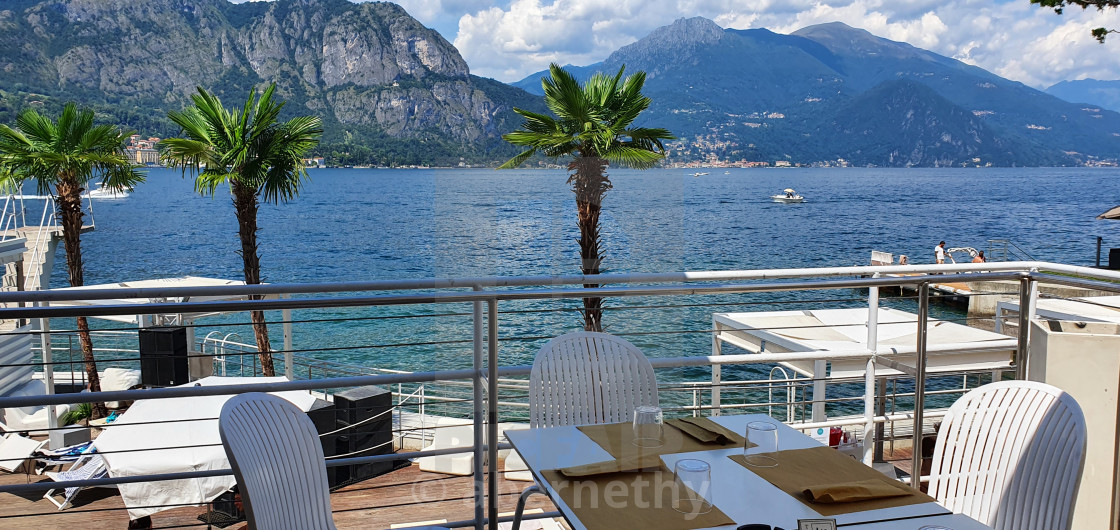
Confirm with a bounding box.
[928,380,1086,530]
[529,332,658,428]
[219,393,336,530]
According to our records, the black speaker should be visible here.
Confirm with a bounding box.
[325,386,404,489]
[138,327,189,387]
[306,398,335,434]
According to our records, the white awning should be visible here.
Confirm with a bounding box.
[714,307,1015,378]
[47,276,277,323]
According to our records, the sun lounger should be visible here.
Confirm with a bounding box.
[43,446,109,510]
[0,432,47,473]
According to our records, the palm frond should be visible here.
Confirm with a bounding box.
[601,145,666,169]
[542,63,591,123]
[498,148,537,169]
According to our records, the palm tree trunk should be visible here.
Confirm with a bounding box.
[232,181,274,376]
[568,157,612,332]
[56,180,108,418]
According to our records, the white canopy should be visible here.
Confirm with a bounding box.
[48,276,277,324]
[999,295,1120,325]
[92,376,317,519]
[714,307,1015,378]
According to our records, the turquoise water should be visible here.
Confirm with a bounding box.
[45,167,1120,378]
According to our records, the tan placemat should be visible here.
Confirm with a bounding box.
[578,418,748,460]
[728,447,935,517]
[541,466,736,530]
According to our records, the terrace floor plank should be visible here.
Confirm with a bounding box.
[0,464,556,529]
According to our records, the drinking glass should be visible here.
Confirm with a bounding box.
[632,405,664,447]
[744,421,779,467]
[672,458,713,515]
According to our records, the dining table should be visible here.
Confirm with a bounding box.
[505,413,993,530]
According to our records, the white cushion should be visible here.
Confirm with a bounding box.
[1,380,70,433]
[101,368,141,409]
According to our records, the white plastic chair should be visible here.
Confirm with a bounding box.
[221,393,448,530]
[528,331,659,428]
[418,423,474,476]
[514,332,659,529]
[219,392,338,530]
[928,380,1086,530]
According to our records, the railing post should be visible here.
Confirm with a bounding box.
[39,307,60,449]
[711,315,722,416]
[471,287,485,530]
[486,299,500,530]
[811,360,826,421]
[1016,273,1037,380]
[865,274,879,464]
[863,358,875,465]
[910,282,930,488]
[282,294,293,381]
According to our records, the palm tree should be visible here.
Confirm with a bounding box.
[160,84,322,376]
[0,103,144,418]
[499,64,673,331]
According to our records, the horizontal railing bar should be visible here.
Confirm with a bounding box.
[0,272,1031,320]
[0,263,1045,304]
[442,511,564,530]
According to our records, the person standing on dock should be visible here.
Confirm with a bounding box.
[935,241,947,264]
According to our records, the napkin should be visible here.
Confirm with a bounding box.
[802,478,912,504]
[556,455,663,478]
[666,417,735,444]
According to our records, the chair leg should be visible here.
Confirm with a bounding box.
[511,484,543,530]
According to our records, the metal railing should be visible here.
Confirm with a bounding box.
[987,238,1035,262]
[0,261,1117,529]
[0,193,98,291]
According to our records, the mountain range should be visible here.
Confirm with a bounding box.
[0,0,542,166]
[1047,79,1120,114]
[516,18,1120,167]
[0,1,1117,167]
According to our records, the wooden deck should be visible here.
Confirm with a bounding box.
[0,463,557,529]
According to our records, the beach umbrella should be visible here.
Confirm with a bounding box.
[1098,205,1120,220]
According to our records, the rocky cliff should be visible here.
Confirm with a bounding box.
[0,0,541,164]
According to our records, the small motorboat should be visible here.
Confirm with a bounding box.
[771,188,804,203]
[86,183,130,200]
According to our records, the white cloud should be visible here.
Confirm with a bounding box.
[440,0,1120,88]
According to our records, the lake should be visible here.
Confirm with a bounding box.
[46,166,1120,375]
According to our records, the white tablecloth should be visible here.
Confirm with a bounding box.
[92,376,317,519]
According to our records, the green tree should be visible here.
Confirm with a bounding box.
[161,85,322,376]
[499,64,673,331]
[0,103,144,418]
[1032,0,1120,41]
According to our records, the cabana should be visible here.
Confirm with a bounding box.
[712,307,1017,420]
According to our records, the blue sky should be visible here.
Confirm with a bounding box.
[247,0,1120,88]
